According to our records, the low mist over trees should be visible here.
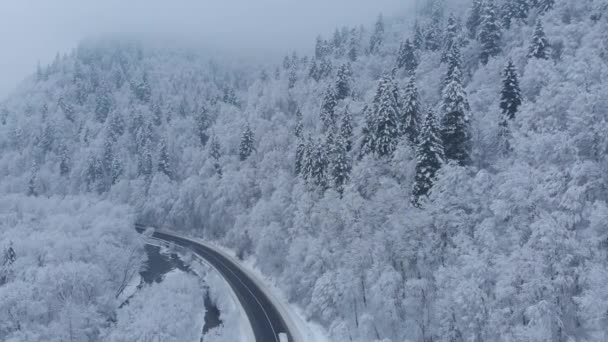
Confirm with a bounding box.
[2,0,608,341]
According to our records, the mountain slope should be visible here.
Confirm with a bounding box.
[2,0,608,341]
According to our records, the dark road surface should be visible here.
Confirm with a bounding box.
[136,225,293,342]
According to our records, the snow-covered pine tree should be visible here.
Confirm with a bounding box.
[195,105,211,146]
[152,96,164,126]
[478,1,502,65]
[102,133,114,172]
[369,14,385,54]
[528,19,549,59]
[111,157,123,185]
[397,39,419,76]
[444,43,463,89]
[301,135,314,181]
[372,75,401,157]
[294,109,303,139]
[320,86,338,131]
[310,138,329,190]
[441,14,459,63]
[330,135,351,195]
[308,59,320,81]
[498,60,521,153]
[158,137,172,178]
[466,0,484,38]
[501,0,530,29]
[425,21,442,51]
[335,63,352,100]
[210,135,222,177]
[441,66,471,166]
[137,144,153,178]
[95,83,112,123]
[85,155,105,193]
[360,74,403,158]
[535,0,555,13]
[295,139,306,175]
[239,123,255,161]
[315,36,326,59]
[319,59,333,80]
[413,22,425,50]
[59,144,70,176]
[340,106,353,152]
[134,71,152,103]
[108,111,125,141]
[332,28,346,58]
[28,163,39,197]
[348,28,359,62]
[500,60,522,122]
[291,51,300,69]
[401,77,421,144]
[412,110,444,206]
[288,65,297,89]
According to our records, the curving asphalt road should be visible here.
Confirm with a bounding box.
[135,224,293,342]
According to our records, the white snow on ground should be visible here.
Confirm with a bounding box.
[147,233,254,342]
[157,230,331,342]
[106,270,206,342]
[116,273,142,304]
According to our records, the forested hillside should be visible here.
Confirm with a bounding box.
[2,0,608,341]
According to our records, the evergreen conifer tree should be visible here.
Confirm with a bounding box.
[413,22,425,50]
[210,136,222,177]
[239,124,255,161]
[397,39,419,76]
[370,14,385,54]
[288,66,297,89]
[28,164,39,197]
[401,77,421,144]
[340,106,353,152]
[441,14,460,63]
[158,138,172,178]
[95,84,112,123]
[502,0,530,29]
[59,144,71,176]
[294,109,304,139]
[335,63,352,100]
[348,29,359,62]
[500,60,522,122]
[134,71,152,103]
[466,0,484,38]
[412,110,444,206]
[310,139,329,189]
[528,19,549,59]
[370,75,401,157]
[308,59,320,81]
[536,0,555,13]
[441,66,471,165]
[111,157,123,185]
[330,135,351,195]
[195,106,211,146]
[444,43,463,89]
[425,22,442,51]
[301,136,315,181]
[479,1,502,65]
[320,87,338,131]
[295,139,306,175]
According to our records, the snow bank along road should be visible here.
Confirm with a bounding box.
[135,224,294,342]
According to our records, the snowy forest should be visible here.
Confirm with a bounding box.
[2,0,608,341]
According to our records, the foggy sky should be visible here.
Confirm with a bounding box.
[0,0,409,98]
